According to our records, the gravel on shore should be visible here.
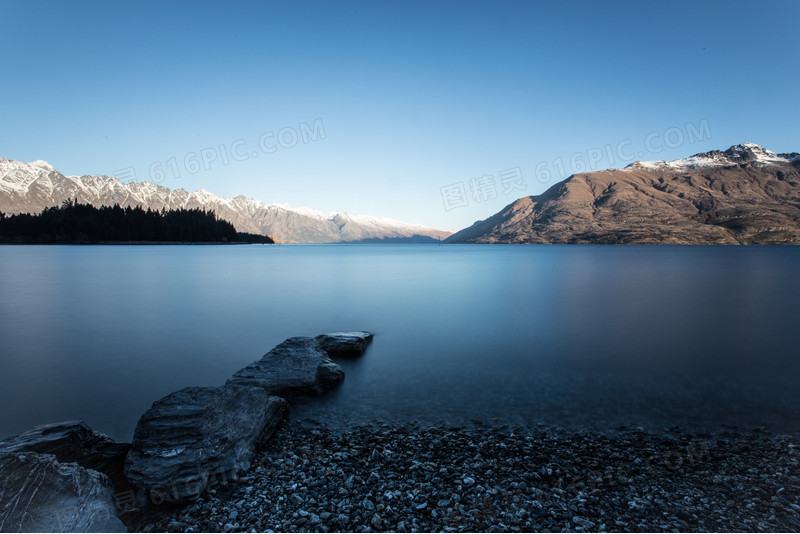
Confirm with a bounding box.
[124,422,800,532]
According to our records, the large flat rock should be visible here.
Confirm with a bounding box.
[227,336,345,397]
[0,421,130,493]
[0,451,126,532]
[124,384,288,503]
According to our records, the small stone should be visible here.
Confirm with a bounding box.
[371,513,382,529]
[463,476,476,486]
[363,498,375,510]
[573,516,595,529]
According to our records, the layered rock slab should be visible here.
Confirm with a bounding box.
[0,420,130,493]
[124,385,287,503]
[0,451,126,532]
[227,336,346,397]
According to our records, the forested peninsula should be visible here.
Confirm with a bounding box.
[0,200,274,244]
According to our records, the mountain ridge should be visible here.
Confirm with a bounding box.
[447,143,800,245]
[0,158,451,244]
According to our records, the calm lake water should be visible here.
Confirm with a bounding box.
[0,244,799,441]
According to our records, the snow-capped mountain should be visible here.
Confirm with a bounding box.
[447,143,800,245]
[623,142,799,171]
[0,158,451,243]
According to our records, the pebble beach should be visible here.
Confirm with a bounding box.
[125,422,800,533]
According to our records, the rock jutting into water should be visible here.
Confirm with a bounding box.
[0,329,374,529]
[125,330,373,504]
[227,336,346,397]
[314,331,375,358]
[124,385,288,504]
[0,451,127,532]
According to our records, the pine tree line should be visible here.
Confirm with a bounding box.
[0,200,274,244]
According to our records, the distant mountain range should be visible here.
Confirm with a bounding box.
[0,158,451,244]
[6,144,799,246]
[447,143,800,244]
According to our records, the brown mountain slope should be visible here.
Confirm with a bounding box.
[447,145,800,244]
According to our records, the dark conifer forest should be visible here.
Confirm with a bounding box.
[0,200,274,244]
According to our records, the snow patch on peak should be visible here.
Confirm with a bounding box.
[627,160,670,170]
[189,189,217,201]
[29,160,55,171]
[270,203,332,219]
[339,212,438,231]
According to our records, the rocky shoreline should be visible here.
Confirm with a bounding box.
[0,331,374,532]
[3,329,800,533]
[123,422,800,533]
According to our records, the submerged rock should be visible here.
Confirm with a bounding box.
[0,420,130,492]
[0,451,126,532]
[124,384,288,503]
[315,331,374,358]
[227,336,345,397]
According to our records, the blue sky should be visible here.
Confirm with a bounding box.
[1,0,798,231]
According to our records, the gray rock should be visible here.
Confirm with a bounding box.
[0,451,126,532]
[0,420,130,492]
[314,331,374,358]
[124,384,288,503]
[227,337,344,397]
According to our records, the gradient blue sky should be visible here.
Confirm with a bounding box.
[1,0,798,231]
